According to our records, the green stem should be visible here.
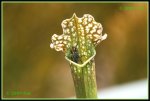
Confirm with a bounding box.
[70,59,97,98]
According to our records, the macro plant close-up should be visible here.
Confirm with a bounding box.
[2,1,148,100]
[50,13,107,98]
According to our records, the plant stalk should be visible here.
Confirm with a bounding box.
[70,59,97,98]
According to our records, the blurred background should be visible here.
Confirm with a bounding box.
[2,2,148,98]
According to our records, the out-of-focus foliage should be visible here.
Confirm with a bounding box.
[3,2,147,98]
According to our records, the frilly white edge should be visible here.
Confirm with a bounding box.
[102,33,107,41]
[50,43,54,48]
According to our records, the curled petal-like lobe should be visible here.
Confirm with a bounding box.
[50,13,107,52]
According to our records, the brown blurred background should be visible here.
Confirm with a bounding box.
[2,2,148,98]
